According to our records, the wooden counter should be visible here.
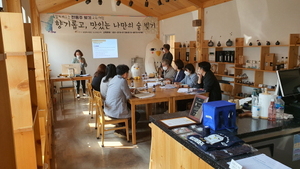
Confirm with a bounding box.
[149,111,300,168]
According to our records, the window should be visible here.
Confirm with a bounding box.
[165,34,175,60]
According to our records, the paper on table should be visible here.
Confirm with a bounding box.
[232,154,291,169]
[143,78,162,82]
[146,82,160,88]
[177,88,189,93]
[134,93,155,99]
[160,84,176,89]
[160,117,196,127]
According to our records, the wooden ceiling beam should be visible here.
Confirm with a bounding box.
[187,0,204,8]
[203,0,232,8]
[39,0,84,13]
[158,6,198,21]
[117,0,159,17]
[7,0,22,12]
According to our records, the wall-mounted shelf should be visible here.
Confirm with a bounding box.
[200,35,300,98]
[232,67,276,73]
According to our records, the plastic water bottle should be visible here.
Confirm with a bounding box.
[251,89,260,118]
[275,96,285,119]
[268,99,276,121]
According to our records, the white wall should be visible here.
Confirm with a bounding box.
[159,11,198,43]
[44,0,155,77]
[204,0,300,94]
[204,0,300,44]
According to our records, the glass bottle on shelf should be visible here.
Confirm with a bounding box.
[268,99,276,121]
[284,57,288,69]
[280,57,285,69]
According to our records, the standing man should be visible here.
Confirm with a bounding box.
[162,44,173,64]
[196,61,222,101]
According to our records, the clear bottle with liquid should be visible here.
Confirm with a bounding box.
[251,89,260,118]
[284,57,288,69]
[131,80,134,87]
[275,96,285,119]
[268,99,276,121]
[280,57,285,69]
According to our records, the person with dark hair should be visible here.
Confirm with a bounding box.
[72,49,88,98]
[162,44,173,64]
[196,61,221,101]
[92,64,106,91]
[104,64,140,136]
[176,63,198,88]
[100,64,116,99]
[173,59,185,82]
[161,59,176,82]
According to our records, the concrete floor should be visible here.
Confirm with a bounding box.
[50,92,165,169]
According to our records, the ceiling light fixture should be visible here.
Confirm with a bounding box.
[85,0,91,4]
[129,0,133,7]
[98,0,103,5]
[145,0,149,7]
[116,0,121,6]
[157,0,162,6]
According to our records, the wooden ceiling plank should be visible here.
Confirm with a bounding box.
[187,0,204,8]
[118,0,160,17]
[40,0,84,13]
[158,6,198,21]
[203,0,232,8]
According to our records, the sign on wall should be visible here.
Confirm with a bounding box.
[40,14,158,34]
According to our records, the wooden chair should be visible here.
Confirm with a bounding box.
[93,90,101,129]
[87,83,96,119]
[220,83,234,99]
[94,94,129,147]
[60,81,75,109]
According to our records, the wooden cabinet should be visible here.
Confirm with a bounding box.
[200,35,300,98]
[0,12,52,169]
[174,41,197,64]
[149,123,214,169]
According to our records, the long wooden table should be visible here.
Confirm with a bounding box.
[50,76,92,93]
[128,79,208,144]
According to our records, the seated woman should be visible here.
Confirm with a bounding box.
[100,64,116,100]
[92,64,106,91]
[173,59,185,83]
[196,61,221,101]
[175,63,198,88]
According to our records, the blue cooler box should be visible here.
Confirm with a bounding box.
[203,100,237,131]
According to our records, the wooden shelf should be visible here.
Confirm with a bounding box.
[205,45,291,48]
[210,61,235,64]
[215,74,235,78]
[243,45,290,47]
[235,83,275,91]
[234,96,244,99]
[232,67,276,72]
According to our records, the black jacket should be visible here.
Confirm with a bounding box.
[195,70,221,101]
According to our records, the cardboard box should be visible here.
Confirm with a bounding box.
[265,53,276,70]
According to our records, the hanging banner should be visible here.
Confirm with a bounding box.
[40,14,158,34]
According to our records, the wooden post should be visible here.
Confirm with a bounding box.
[1,12,38,169]
[197,8,205,62]
[0,55,17,168]
[30,0,41,36]
[6,0,22,13]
